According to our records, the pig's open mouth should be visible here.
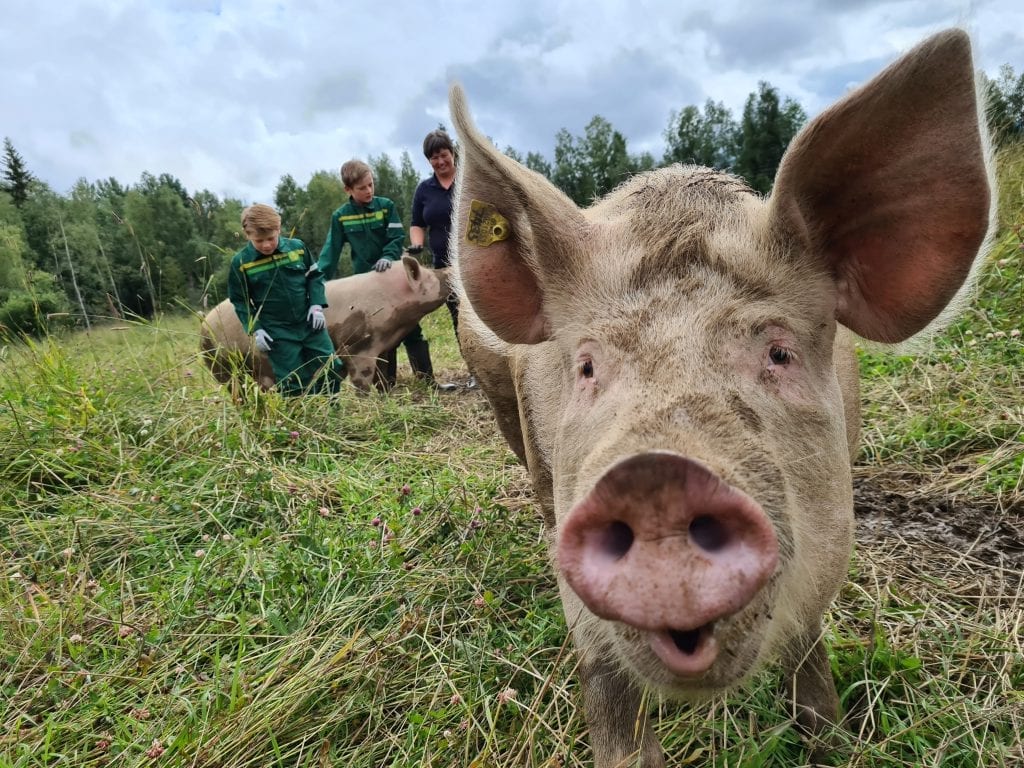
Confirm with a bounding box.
[669,626,708,653]
[648,624,718,676]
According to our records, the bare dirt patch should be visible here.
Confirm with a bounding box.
[854,470,1024,572]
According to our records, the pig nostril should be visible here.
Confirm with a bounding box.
[689,515,729,552]
[599,521,634,560]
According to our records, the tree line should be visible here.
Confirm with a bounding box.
[2,68,1021,338]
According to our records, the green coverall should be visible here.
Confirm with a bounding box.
[316,196,434,388]
[227,236,343,396]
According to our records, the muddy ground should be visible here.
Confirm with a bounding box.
[854,472,1024,572]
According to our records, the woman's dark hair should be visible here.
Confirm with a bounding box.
[423,129,454,159]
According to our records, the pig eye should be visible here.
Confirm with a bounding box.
[768,346,792,365]
[580,359,595,379]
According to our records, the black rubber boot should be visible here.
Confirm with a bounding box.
[405,339,435,383]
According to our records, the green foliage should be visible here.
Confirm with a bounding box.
[983,64,1024,147]
[663,99,740,170]
[367,151,424,246]
[735,82,807,194]
[551,116,651,206]
[275,170,346,273]
[1,137,34,207]
[0,270,71,338]
[0,221,29,298]
[996,141,1024,233]
[274,173,305,236]
[398,150,422,231]
[369,152,402,217]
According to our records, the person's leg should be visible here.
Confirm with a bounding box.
[402,324,435,383]
[267,337,305,396]
[299,329,344,394]
[446,295,459,335]
[446,296,476,388]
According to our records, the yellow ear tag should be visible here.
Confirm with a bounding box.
[466,199,511,246]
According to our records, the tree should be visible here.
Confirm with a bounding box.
[0,189,70,335]
[275,174,305,236]
[552,127,592,205]
[55,208,91,329]
[92,177,144,317]
[120,174,203,309]
[1,138,33,207]
[552,116,649,205]
[297,171,346,268]
[398,151,421,235]
[582,116,633,199]
[735,83,807,194]
[663,100,740,170]
[524,151,553,179]
[0,216,28,301]
[984,64,1024,146]
[369,153,402,215]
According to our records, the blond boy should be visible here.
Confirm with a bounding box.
[227,204,342,395]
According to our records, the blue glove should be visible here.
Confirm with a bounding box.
[307,305,325,330]
[372,258,392,272]
[253,329,273,353]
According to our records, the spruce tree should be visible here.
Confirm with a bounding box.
[1,138,33,207]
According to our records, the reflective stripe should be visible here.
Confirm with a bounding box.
[240,248,305,276]
[339,210,386,225]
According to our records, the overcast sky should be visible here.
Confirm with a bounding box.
[3,0,1022,205]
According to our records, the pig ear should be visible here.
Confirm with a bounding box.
[400,254,422,287]
[449,84,589,344]
[770,29,993,343]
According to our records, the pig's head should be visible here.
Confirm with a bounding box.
[450,29,993,696]
[392,254,449,310]
[365,255,449,343]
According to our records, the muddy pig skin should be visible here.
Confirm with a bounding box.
[200,255,448,392]
[449,29,994,767]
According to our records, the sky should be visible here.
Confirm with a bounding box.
[2,0,1022,205]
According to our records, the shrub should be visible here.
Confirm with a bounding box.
[0,273,71,339]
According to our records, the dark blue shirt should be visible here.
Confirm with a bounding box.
[411,174,455,268]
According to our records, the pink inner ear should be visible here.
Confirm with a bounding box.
[771,29,991,343]
[461,240,549,344]
[824,171,987,342]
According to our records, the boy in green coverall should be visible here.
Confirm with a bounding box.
[314,159,439,390]
[228,204,343,396]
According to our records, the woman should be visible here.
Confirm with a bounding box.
[409,129,459,331]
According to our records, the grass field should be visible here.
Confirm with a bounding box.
[1,153,1022,767]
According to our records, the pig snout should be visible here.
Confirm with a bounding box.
[558,452,779,676]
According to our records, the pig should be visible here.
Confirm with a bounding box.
[200,254,449,392]
[449,29,994,767]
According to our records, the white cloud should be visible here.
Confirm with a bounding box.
[1,0,1020,203]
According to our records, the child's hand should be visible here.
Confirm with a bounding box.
[253,329,273,352]
[307,305,326,330]
[372,259,392,272]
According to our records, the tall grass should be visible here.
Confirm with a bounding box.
[1,158,1021,765]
